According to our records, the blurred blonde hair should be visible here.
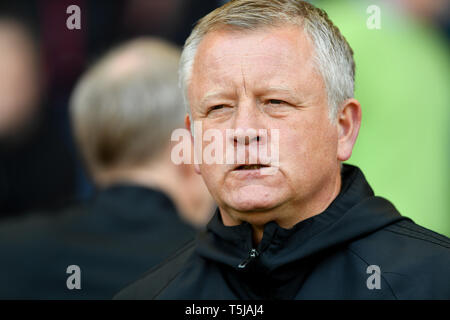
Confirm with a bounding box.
[70,38,183,174]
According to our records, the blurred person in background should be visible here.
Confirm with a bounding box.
[70,38,213,229]
[0,18,76,217]
[314,0,450,237]
[0,38,214,299]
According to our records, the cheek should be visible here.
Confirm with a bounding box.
[279,116,338,168]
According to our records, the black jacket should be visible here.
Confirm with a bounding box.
[0,185,196,299]
[115,165,450,300]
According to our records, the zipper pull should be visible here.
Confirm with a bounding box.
[237,248,259,269]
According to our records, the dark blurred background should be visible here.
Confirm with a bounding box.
[0,0,448,234]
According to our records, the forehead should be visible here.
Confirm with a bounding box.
[189,25,320,98]
[199,24,312,60]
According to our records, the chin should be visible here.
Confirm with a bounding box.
[227,185,283,213]
[231,200,276,213]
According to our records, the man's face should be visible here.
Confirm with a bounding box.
[188,25,342,228]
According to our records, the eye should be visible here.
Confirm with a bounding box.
[206,104,232,117]
[209,105,225,112]
[268,99,286,105]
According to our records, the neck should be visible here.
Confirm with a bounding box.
[96,159,174,194]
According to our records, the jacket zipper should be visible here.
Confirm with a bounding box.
[237,248,259,269]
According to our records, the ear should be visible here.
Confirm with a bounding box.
[336,98,362,162]
[185,114,201,174]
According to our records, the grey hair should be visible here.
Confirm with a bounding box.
[70,38,184,172]
[179,0,355,121]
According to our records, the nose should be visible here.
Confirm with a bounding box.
[225,98,272,166]
[229,98,266,147]
[232,132,260,146]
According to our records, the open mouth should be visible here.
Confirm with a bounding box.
[234,164,270,170]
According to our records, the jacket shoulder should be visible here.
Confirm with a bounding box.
[114,239,196,300]
[383,219,450,249]
[348,219,450,299]
[351,219,450,259]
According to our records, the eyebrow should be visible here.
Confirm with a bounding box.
[260,86,301,102]
[199,90,233,108]
[262,86,294,95]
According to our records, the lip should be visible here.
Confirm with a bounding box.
[229,164,278,178]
